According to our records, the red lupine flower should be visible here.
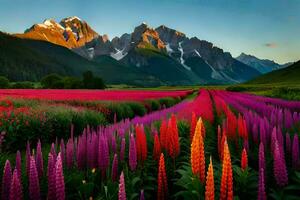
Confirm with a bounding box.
[157,153,168,200]
[241,148,248,170]
[159,119,167,149]
[9,168,23,200]
[190,112,197,141]
[153,132,161,161]
[205,157,215,200]
[171,114,180,156]
[135,124,147,164]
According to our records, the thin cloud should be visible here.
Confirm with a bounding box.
[264,43,277,48]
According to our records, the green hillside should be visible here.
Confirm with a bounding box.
[122,48,201,85]
[0,32,161,86]
[247,60,299,85]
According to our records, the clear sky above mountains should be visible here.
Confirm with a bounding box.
[0,0,299,64]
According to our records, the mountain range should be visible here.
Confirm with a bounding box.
[236,53,292,74]
[1,16,291,86]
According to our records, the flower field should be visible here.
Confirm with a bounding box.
[1,89,300,200]
[0,89,192,101]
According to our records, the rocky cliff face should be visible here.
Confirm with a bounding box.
[15,18,262,83]
[16,17,99,49]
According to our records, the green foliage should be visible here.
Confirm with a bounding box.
[82,71,106,89]
[0,76,9,88]
[11,81,35,89]
[41,73,63,88]
[62,76,83,89]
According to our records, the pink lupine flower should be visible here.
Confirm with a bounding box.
[112,153,119,182]
[9,168,23,200]
[1,160,12,200]
[26,141,31,176]
[15,150,22,181]
[47,153,56,200]
[273,141,288,187]
[29,156,41,200]
[56,153,65,200]
[36,139,43,178]
[118,171,126,200]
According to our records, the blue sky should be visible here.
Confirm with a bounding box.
[0,0,299,63]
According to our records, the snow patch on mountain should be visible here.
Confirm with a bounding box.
[65,16,82,22]
[178,42,191,70]
[193,49,224,80]
[110,48,127,60]
[165,43,173,54]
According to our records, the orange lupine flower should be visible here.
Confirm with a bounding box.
[153,133,161,161]
[220,130,227,161]
[220,140,233,200]
[205,156,215,200]
[191,118,206,183]
[190,112,197,141]
[160,119,167,149]
[241,148,248,170]
[157,153,168,200]
[166,119,174,158]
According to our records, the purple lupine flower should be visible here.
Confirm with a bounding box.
[56,153,65,200]
[60,139,65,165]
[29,156,41,200]
[270,127,277,153]
[1,160,12,200]
[77,133,88,170]
[50,143,57,161]
[257,168,266,200]
[292,134,300,169]
[139,190,145,200]
[15,150,22,181]
[111,135,117,153]
[36,139,43,178]
[112,153,118,182]
[87,136,94,169]
[118,171,126,200]
[129,133,137,171]
[252,123,258,144]
[9,168,23,200]
[26,141,31,176]
[277,128,283,146]
[98,135,110,173]
[120,138,126,162]
[47,153,56,200]
[259,142,265,173]
[66,138,74,169]
[273,141,288,187]
[285,133,291,158]
[259,121,266,145]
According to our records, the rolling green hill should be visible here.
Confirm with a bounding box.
[246,60,299,85]
[0,32,161,86]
